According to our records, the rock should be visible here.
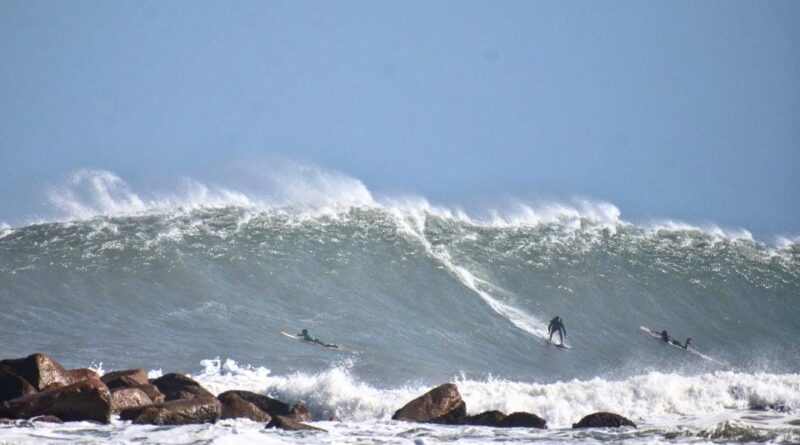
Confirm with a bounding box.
[266,415,325,431]
[121,398,221,425]
[392,383,466,423]
[30,415,63,423]
[458,410,506,426]
[218,392,271,422]
[0,354,72,391]
[0,378,112,423]
[150,373,214,401]
[0,366,37,403]
[101,369,149,390]
[500,412,547,429]
[572,412,636,428]
[290,402,311,422]
[133,384,165,403]
[67,368,99,384]
[110,388,152,413]
[216,390,290,418]
[0,418,13,424]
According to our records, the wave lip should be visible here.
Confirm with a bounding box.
[32,168,792,248]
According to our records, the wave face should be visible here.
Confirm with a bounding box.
[1,171,798,385]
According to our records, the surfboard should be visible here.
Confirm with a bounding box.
[549,339,572,349]
[640,326,724,365]
[641,326,681,346]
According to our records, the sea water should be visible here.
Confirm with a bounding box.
[1,170,798,444]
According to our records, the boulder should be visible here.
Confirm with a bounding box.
[572,412,636,428]
[0,366,37,403]
[150,373,214,401]
[0,354,72,391]
[500,411,547,429]
[67,368,99,384]
[0,418,13,424]
[266,415,325,431]
[289,402,311,422]
[133,384,165,403]
[216,390,290,418]
[392,383,466,423]
[121,398,221,425]
[0,378,111,423]
[101,369,149,390]
[110,388,152,413]
[458,410,506,426]
[219,392,271,422]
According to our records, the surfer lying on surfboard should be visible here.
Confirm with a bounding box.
[659,330,691,349]
[298,328,339,348]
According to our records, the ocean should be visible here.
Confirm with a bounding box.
[1,170,798,444]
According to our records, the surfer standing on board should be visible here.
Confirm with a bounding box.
[547,316,567,345]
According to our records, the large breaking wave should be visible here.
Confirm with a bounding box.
[1,168,798,386]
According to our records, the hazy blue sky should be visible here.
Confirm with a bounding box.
[1,1,798,236]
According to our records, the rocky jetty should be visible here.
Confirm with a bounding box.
[0,352,646,434]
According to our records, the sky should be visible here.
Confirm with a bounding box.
[1,1,799,237]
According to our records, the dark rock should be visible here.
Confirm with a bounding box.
[67,368,99,384]
[30,415,63,423]
[133,384,165,403]
[217,390,290,418]
[572,412,636,428]
[458,410,506,426]
[392,383,466,423]
[0,378,112,423]
[101,369,149,390]
[788,419,800,426]
[122,398,221,425]
[150,373,214,401]
[500,411,547,429]
[266,415,325,431]
[0,354,72,391]
[110,388,152,413]
[290,402,311,422]
[0,366,37,403]
[329,415,341,421]
[218,392,271,422]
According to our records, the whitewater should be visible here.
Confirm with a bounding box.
[1,169,799,444]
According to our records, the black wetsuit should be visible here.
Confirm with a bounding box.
[548,317,567,344]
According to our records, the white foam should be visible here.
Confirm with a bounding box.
[774,235,800,250]
[186,359,800,429]
[644,219,755,244]
[10,166,782,251]
[0,222,11,240]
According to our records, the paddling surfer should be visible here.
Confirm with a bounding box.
[660,330,691,349]
[298,328,338,348]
